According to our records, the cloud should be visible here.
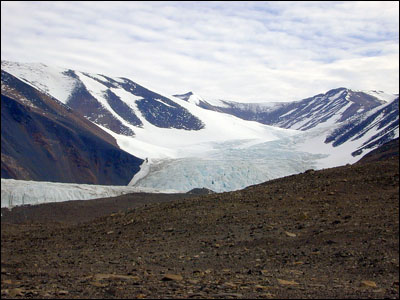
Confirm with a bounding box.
[1,1,399,102]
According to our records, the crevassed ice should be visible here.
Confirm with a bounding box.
[132,137,327,193]
[1,179,178,209]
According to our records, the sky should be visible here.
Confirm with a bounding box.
[1,1,399,102]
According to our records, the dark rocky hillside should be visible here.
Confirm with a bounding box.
[1,70,143,184]
[118,78,205,130]
[68,72,205,131]
[356,138,399,163]
[66,78,135,136]
[1,150,398,298]
[325,97,399,155]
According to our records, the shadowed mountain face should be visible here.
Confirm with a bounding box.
[66,78,136,136]
[356,138,399,163]
[66,70,204,132]
[116,78,205,130]
[326,97,399,156]
[1,70,143,185]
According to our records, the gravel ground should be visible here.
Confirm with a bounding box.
[1,157,399,299]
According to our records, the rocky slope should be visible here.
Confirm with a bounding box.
[356,138,399,163]
[1,143,398,299]
[1,70,143,185]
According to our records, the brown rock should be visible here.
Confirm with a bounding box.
[8,288,25,297]
[361,280,378,288]
[260,292,275,299]
[161,274,183,281]
[255,284,271,291]
[2,279,13,285]
[285,231,297,237]
[277,279,299,285]
[90,281,108,287]
[58,290,69,295]
[93,273,140,281]
[210,292,243,298]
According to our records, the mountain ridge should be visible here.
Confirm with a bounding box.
[1,60,398,191]
[1,69,143,185]
[174,88,399,157]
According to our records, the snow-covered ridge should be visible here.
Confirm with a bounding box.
[217,100,287,113]
[191,87,397,133]
[1,60,77,104]
[361,90,398,103]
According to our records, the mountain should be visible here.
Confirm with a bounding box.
[1,69,143,185]
[356,137,399,163]
[2,60,300,192]
[2,60,398,192]
[326,97,399,156]
[1,61,204,135]
[180,88,396,130]
[175,88,399,158]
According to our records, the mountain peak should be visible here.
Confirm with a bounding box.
[173,91,203,105]
[173,91,194,98]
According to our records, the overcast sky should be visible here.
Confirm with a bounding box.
[1,1,399,102]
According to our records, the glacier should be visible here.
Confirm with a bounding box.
[131,136,329,193]
[2,125,376,208]
[129,123,385,193]
[1,179,178,209]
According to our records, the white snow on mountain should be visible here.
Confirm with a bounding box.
[295,127,362,168]
[80,71,300,161]
[96,98,302,191]
[362,90,398,103]
[1,61,77,104]
[185,92,203,105]
[75,70,138,127]
[215,100,286,114]
[298,98,399,166]
[128,158,151,186]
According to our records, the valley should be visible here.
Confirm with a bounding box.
[1,60,398,198]
[1,145,398,299]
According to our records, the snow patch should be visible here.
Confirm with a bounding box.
[362,90,398,103]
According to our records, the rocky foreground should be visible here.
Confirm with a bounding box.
[1,155,399,299]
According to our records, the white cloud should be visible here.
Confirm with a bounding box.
[1,1,399,102]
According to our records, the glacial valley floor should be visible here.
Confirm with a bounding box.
[1,158,399,299]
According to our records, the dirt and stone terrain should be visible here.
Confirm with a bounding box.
[1,147,399,298]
